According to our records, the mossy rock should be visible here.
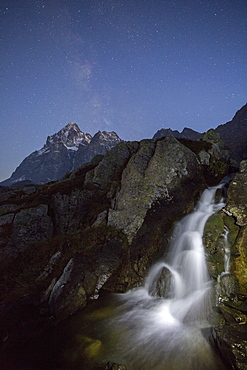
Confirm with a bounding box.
[203,213,225,277]
[204,213,224,241]
[231,226,247,294]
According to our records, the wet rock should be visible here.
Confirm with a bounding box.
[218,302,247,325]
[216,274,240,303]
[203,213,225,278]
[212,324,247,370]
[224,172,247,293]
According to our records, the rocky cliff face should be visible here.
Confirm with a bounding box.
[0,132,245,368]
[1,123,122,186]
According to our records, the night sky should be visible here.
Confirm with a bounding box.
[1,0,246,181]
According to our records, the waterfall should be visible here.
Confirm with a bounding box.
[221,226,230,275]
[103,181,229,369]
[216,225,233,306]
[143,183,226,323]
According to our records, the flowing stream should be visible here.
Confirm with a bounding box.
[97,182,229,369]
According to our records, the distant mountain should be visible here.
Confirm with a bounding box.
[1,123,122,185]
[3,103,247,186]
[153,127,202,141]
[216,103,247,162]
[153,103,247,164]
[74,130,124,170]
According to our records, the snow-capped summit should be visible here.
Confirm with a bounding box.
[46,122,92,150]
[36,123,92,156]
[90,131,121,147]
[1,123,122,185]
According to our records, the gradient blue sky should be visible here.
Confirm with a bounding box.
[1,0,246,181]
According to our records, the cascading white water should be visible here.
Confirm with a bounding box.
[103,182,229,369]
[143,183,226,323]
[221,226,230,275]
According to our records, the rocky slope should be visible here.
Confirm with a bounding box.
[1,123,122,186]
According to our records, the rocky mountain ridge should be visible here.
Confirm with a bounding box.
[2,103,247,187]
[153,127,202,141]
[1,123,122,186]
[154,103,247,164]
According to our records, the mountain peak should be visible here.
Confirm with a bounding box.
[46,122,92,149]
[62,122,81,133]
[92,131,122,142]
[0,123,122,185]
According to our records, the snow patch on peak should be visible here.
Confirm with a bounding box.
[93,131,121,142]
[64,144,79,151]
[37,147,51,156]
[12,175,26,183]
[46,123,92,149]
